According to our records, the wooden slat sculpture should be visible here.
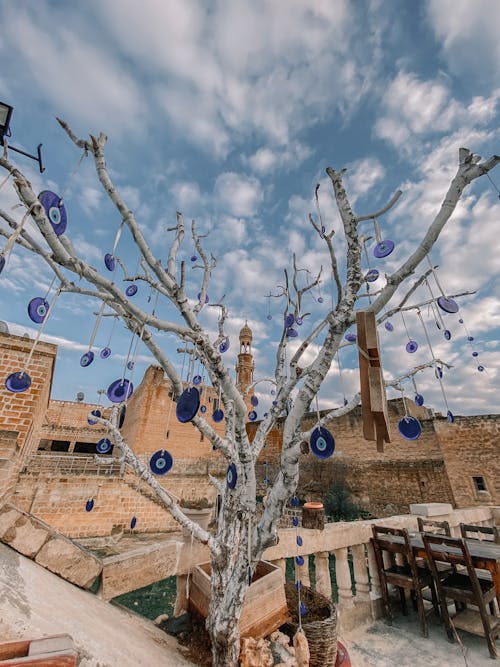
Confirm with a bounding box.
[356,310,391,452]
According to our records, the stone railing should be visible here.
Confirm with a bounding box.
[99,503,499,616]
[264,503,498,631]
[21,453,125,477]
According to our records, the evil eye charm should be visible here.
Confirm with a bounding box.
[126,284,138,297]
[406,340,418,354]
[292,516,299,527]
[104,253,116,272]
[219,337,230,353]
[130,516,137,529]
[80,351,94,367]
[149,449,173,475]
[88,409,101,425]
[447,410,455,423]
[226,463,237,489]
[100,347,111,359]
[385,321,394,332]
[296,536,303,547]
[373,240,395,258]
[365,268,379,282]
[295,555,304,566]
[96,438,112,454]
[414,394,424,407]
[345,332,356,343]
[85,498,94,512]
[248,410,257,422]
[5,371,31,393]
[443,330,452,341]
[28,297,49,324]
[38,190,67,236]
[435,366,443,379]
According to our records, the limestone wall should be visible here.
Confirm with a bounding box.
[0,333,56,500]
[435,414,500,507]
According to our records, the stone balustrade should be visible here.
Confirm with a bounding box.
[99,503,498,613]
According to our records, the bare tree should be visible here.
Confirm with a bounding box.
[1,123,498,666]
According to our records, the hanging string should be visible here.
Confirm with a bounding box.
[372,217,382,245]
[426,254,448,298]
[59,150,88,203]
[120,329,137,384]
[486,173,500,199]
[43,275,57,301]
[424,277,446,330]
[336,352,347,405]
[112,221,124,255]
[400,384,409,418]
[87,302,106,352]
[416,310,452,414]
[0,171,12,192]
[22,286,62,374]
[315,394,322,427]
[400,311,412,341]
[105,315,117,349]
[1,200,39,257]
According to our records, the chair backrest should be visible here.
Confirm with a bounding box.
[459,523,500,544]
[371,524,417,571]
[422,533,481,589]
[417,518,451,536]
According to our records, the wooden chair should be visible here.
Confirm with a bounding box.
[416,518,453,577]
[417,518,451,536]
[371,525,438,637]
[460,523,500,544]
[422,533,500,659]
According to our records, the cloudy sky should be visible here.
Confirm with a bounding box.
[0,0,499,419]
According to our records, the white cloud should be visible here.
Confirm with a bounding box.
[169,181,203,211]
[0,5,144,136]
[374,71,498,152]
[426,0,500,85]
[214,172,263,217]
[243,142,313,175]
[344,157,386,203]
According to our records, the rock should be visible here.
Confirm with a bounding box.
[0,505,21,540]
[293,629,310,667]
[1,510,49,558]
[153,613,170,626]
[35,536,102,589]
[270,630,292,647]
[269,636,296,666]
[240,637,274,667]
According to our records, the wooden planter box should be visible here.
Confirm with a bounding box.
[189,560,289,639]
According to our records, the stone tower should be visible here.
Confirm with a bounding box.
[236,322,254,402]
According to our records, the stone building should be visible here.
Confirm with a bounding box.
[0,324,498,540]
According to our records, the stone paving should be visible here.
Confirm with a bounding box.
[342,611,496,666]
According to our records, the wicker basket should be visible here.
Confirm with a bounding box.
[283,582,337,667]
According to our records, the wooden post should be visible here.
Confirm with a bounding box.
[302,502,325,530]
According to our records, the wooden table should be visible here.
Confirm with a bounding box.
[387,533,500,607]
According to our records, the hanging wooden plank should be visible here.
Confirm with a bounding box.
[356,310,391,451]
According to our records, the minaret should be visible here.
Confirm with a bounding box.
[236,322,254,401]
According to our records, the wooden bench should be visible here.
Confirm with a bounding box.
[0,634,77,666]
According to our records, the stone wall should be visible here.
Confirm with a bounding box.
[0,333,56,500]
[40,399,109,451]
[435,413,500,507]
[11,457,224,538]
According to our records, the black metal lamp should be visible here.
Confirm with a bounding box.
[0,101,44,173]
[0,101,13,145]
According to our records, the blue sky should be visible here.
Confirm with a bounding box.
[0,0,499,418]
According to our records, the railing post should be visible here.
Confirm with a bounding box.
[315,551,332,599]
[333,547,353,605]
[367,540,383,617]
[351,543,370,601]
[295,554,310,587]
